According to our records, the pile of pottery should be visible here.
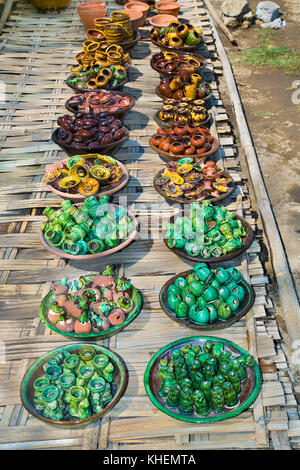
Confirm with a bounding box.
[47,266,137,333]
[154,159,233,202]
[150,20,204,48]
[158,73,211,101]
[163,201,247,258]
[53,113,128,151]
[71,43,130,74]
[68,64,127,91]
[40,196,137,256]
[150,124,217,157]
[158,98,208,126]
[166,264,246,324]
[43,154,126,198]
[32,345,115,420]
[151,50,206,76]
[157,339,256,415]
[66,91,134,116]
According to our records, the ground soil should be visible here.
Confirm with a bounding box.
[212,0,300,296]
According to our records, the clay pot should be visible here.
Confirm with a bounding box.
[149,14,176,28]
[74,319,92,334]
[107,308,125,325]
[124,8,144,31]
[125,2,150,26]
[156,1,180,17]
[77,2,107,31]
[52,284,69,295]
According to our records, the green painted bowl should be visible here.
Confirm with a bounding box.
[20,343,128,426]
[159,269,255,330]
[144,335,261,423]
[39,275,143,340]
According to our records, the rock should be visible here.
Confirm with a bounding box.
[221,0,251,17]
[220,0,254,28]
[256,1,281,23]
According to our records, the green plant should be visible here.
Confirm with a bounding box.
[258,112,273,118]
[238,46,300,76]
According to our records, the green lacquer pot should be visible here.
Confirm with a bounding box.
[144,336,261,424]
[20,343,128,427]
[160,268,255,331]
[163,213,253,264]
[39,275,143,341]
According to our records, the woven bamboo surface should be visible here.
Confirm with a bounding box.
[0,0,299,450]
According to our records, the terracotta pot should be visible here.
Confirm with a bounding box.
[124,2,149,26]
[77,2,107,31]
[148,14,175,28]
[156,1,180,17]
[121,8,144,30]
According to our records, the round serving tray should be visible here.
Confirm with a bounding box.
[52,127,129,157]
[155,84,212,102]
[65,91,135,117]
[150,35,205,53]
[153,110,212,130]
[39,275,143,340]
[46,157,129,201]
[150,51,207,77]
[153,168,235,205]
[66,74,128,94]
[149,135,219,161]
[144,335,261,423]
[20,343,128,426]
[39,203,138,260]
[159,269,255,331]
[163,213,254,264]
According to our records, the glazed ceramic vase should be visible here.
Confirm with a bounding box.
[77,2,107,31]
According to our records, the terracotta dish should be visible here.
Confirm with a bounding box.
[52,113,129,157]
[39,201,139,260]
[150,50,206,77]
[149,14,176,28]
[159,267,255,331]
[144,336,261,423]
[44,155,129,201]
[163,202,254,264]
[153,159,234,204]
[21,343,128,426]
[65,91,135,117]
[149,124,219,160]
[150,20,205,51]
[39,270,143,340]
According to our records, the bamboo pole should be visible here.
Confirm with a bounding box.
[202,0,238,46]
[206,9,300,372]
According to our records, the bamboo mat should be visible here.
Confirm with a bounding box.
[0,0,299,450]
